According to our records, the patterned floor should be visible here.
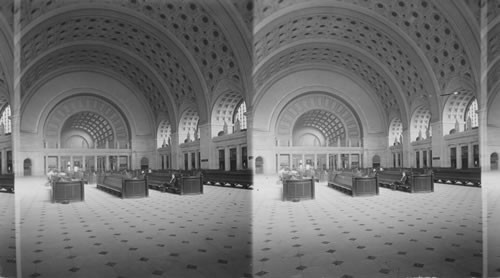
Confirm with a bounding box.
[13,175,489,277]
[16,176,252,278]
[252,175,483,278]
[486,171,500,277]
[0,191,16,278]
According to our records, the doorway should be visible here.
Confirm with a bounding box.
[140,157,149,171]
[372,155,380,168]
[255,156,263,174]
[24,158,32,176]
[491,153,498,170]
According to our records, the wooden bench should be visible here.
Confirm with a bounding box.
[328,171,379,197]
[432,167,481,187]
[201,170,252,189]
[146,172,203,195]
[52,178,84,203]
[0,174,14,193]
[282,177,315,201]
[377,169,434,193]
[96,174,148,198]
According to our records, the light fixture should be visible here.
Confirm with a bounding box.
[440,91,459,96]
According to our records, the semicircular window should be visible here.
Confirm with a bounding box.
[61,111,114,148]
[233,100,247,130]
[464,98,478,128]
[292,109,346,146]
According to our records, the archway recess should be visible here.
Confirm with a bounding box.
[43,95,130,149]
[276,93,362,147]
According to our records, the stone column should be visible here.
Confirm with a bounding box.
[456,144,462,169]
[198,123,212,169]
[105,155,110,171]
[237,145,242,170]
[430,121,444,167]
[401,128,411,168]
[170,132,179,169]
[1,149,6,174]
[468,143,474,168]
[225,147,230,171]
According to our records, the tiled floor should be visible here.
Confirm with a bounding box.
[16,176,252,278]
[252,175,483,278]
[486,171,500,277]
[0,190,16,278]
[14,175,487,277]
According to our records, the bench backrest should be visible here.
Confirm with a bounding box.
[378,170,405,183]
[0,174,14,183]
[103,175,123,189]
[333,173,353,187]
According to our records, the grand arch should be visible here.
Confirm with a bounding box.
[43,94,130,148]
[19,71,156,176]
[275,93,362,147]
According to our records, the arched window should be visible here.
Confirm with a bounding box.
[0,105,11,134]
[233,100,247,130]
[157,120,171,148]
[465,98,478,128]
[388,118,402,146]
[410,106,431,141]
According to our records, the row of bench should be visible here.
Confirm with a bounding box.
[375,167,480,187]
[432,167,481,187]
[281,168,436,200]
[326,167,481,197]
[148,169,252,190]
[49,169,252,202]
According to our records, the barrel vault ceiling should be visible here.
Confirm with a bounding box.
[19,0,253,129]
[0,0,493,133]
[253,0,481,127]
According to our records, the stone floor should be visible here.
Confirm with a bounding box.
[0,190,16,278]
[16,176,252,278]
[485,171,500,277]
[252,175,483,278]
[10,174,493,277]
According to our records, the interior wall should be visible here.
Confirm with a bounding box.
[19,71,156,175]
[252,69,387,174]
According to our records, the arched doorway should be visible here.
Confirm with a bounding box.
[140,157,149,171]
[372,155,381,168]
[255,156,264,174]
[491,153,498,170]
[24,158,32,176]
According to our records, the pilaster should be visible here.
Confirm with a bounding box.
[430,121,444,167]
